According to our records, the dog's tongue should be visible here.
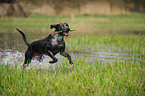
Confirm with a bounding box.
[63,32,68,36]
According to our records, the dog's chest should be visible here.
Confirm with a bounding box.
[51,36,64,48]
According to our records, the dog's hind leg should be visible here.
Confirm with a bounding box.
[23,57,32,67]
[22,50,32,68]
[22,57,31,75]
[22,51,33,75]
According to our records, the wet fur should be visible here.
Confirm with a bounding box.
[16,23,74,68]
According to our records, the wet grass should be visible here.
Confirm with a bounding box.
[66,34,145,54]
[0,57,144,96]
[0,33,145,95]
[0,13,145,95]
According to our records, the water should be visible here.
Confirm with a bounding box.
[1,50,63,69]
[0,32,143,69]
[71,49,142,64]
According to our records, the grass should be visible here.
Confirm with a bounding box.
[0,57,144,96]
[8,33,145,54]
[0,32,145,95]
[66,34,145,54]
[0,13,145,95]
[0,13,145,33]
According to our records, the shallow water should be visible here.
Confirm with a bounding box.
[0,32,143,69]
[71,49,141,62]
[0,49,143,69]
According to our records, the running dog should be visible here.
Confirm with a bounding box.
[16,23,74,68]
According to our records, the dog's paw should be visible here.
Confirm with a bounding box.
[49,60,57,64]
[22,64,28,67]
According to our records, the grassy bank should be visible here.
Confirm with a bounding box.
[66,34,145,54]
[0,13,145,34]
[0,57,144,96]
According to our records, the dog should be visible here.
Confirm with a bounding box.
[16,23,74,68]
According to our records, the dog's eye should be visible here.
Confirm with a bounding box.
[66,24,68,26]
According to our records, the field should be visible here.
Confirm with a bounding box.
[0,13,145,33]
[0,13,145,95]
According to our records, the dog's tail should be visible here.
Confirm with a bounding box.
[16,28,30,46]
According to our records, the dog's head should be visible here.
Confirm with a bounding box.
[50,23,74,36]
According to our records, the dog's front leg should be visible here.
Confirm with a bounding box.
[47,51,58,63]
[60,51,74,65]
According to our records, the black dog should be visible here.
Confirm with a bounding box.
[16,23,74,68]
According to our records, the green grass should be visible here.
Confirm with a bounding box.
[0,58,144,96]
[66,34,145,54]
[0,13,145,95]
[0,13,145,33]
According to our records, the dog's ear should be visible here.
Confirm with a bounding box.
[50,24,59,29]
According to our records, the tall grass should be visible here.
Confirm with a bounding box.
[0,57,144,96]
[0,13,145,95]
[66,34,145,54]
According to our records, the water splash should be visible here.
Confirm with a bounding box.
[2,50,24,67]
[1,49,143,69]
[1,50,64,69]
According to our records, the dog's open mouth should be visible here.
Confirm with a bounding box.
[63,32,69,36]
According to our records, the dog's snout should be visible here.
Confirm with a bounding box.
[67,27,70,31]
